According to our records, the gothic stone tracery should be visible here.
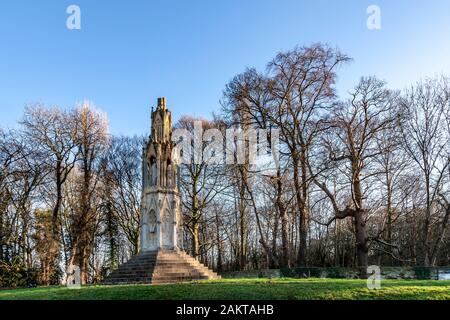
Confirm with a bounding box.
[140,98,182,251]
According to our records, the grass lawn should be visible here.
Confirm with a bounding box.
[0,278,449,300]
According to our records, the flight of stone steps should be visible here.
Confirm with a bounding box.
[104,249,221,285]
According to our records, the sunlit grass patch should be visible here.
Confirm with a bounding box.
[0,278,448,300]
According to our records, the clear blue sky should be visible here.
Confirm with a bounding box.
[1,0,450,135]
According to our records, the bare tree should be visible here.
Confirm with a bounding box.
[68,102,109,284]
[399,77,450,266]
[268,44,350,266]
[222,69,293,267]
[20,105,78,284]
[176,116,228,259]
[0,129,21,262]
[222,44,350,266]
[102,135,143,256]
[311,77,398,269]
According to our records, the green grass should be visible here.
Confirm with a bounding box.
[0,278,449,300]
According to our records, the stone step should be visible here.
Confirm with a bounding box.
[124,260,196,264]
[122,258,195,263]
[156,275,210,280]
[177,256,220,279]
[106,278,150,282]
[179,259,221,278]
[126,258,187,261]
[103,249,220,285]
[117,262,189,267]
[175,252,220,273]
[116,264,193,271]
[106,275,209,284]
[111,271,203,277]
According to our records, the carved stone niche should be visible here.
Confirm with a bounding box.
[142,209,158,251]
[160,209,174,249]
[147,210,157,250]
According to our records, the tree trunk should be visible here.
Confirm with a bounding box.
[191,222,200,258]
[354,210,368,269]
[271,210,279,268]
[352,160,368,273]
[385,171,394,266]
[215,210,223,272]
[293,156,307,266]
[238,175,247,270]
[0,203,4,261]
[105,201,118,270]
[276,171,290,267]
[423,175,431,266]
[429,201,450,266]
[69,223,91,285]
[41,160,64,286]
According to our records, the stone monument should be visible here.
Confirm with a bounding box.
[140,97,182,252]
[105,98,220,285]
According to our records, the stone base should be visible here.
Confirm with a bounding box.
[104,249,221,285]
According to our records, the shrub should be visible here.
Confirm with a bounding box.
[0,259,40,288]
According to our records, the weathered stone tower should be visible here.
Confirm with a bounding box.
[104,98,220,285]
[140,97,183,251]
